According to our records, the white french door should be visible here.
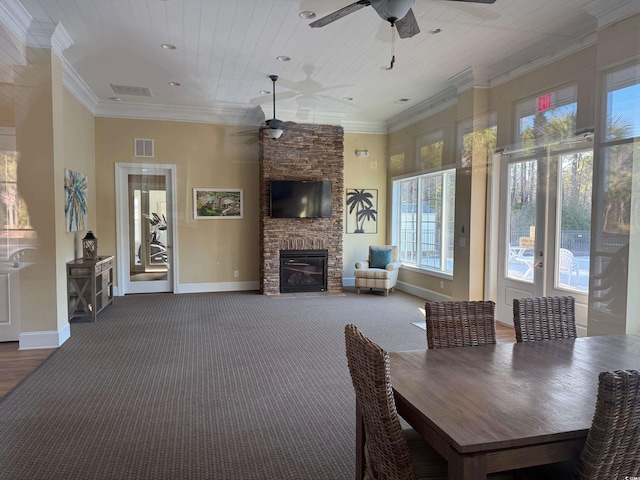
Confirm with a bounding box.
[115,163,178,294]
[495,140,593,332]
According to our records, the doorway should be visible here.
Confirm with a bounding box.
[115,163,177,294]
[494,140,593,330]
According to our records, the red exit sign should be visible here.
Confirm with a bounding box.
[537,93,553,111]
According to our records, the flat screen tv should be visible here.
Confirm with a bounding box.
[270,180,332,218]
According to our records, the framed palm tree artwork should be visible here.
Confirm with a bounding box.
[346,188,377,234]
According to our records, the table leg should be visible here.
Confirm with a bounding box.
[356,403,365,480]
[448,452,487,480]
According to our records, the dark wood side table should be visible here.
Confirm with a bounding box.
[67,255,114,321]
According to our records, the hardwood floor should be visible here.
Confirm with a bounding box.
[0,323,516,401]
[0,342,55,400]
[496,321,517,344]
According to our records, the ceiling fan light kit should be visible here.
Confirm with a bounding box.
[265,127,284,139]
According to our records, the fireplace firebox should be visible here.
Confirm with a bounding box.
[279,250,328,293]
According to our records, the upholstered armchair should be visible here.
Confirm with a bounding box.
[354,245,401,296]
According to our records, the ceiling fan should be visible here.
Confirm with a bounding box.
[309,0,497,39]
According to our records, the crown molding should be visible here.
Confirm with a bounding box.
[62,57,98,115]
[96,101,266,127]
[51,22,72,57]
[387,87,458,133]
[0,0,32,45]
[449,66,492,95]
[489,32,597,89]
[340,120,388,135]
[260,105,387,134]
[585,0,640,29]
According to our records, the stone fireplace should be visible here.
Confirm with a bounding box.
[259,124,344,295]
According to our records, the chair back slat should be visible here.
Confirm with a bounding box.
[425,300,496,349]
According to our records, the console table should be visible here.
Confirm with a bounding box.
[67,256,114,321]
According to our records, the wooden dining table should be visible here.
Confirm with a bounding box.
[355,334,640,480]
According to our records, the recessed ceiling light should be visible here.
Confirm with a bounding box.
[161,43,176,50]
[342,97,353,101]
[299,11,316,19]
[260,90,271,95]
[394,98,410,104]
[168,81,181,86]
[276,56,291,62]
[427,28,442,34]
[109,97,122,102]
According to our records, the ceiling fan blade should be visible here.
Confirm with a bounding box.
[309,1,370,28]
[395,8,420,39]
[446,0,496,3]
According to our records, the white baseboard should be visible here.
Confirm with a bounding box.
[175,281,260,294]
[396,281,452,302]
[19,322,70,350]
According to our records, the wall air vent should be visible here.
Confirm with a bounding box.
[134,138,154,158]
[110,84,153,97]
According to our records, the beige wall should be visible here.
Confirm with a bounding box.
[95,118,260,287]
[343,132,388,280]
[385,45,606,301]
[62,88,96,261]
[14,47,60,333]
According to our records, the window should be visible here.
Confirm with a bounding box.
[392,169,456,274]
[605,64,640,140]
[416,130,443,170]
[458,115,497,168]
[1,150,36,261]
[516,85,577,147]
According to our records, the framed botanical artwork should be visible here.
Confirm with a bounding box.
[193,188,243,219]
[64,169,88,232]
[346,188,377,234]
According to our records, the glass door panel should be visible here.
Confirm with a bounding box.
[496,141,592,326]
[506,159,537,283]
[553,149,592,293]
[128,175,168,283]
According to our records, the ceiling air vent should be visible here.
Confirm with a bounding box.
[134,138,154,158]
[110,84,153,97]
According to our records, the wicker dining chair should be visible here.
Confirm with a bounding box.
[344,324,448,480]
[345,324,514,480]
[512,296,577,343]
[516,369,640,480]
[424,300,497,349]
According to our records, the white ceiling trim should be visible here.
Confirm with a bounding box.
[95,101,266,127]
[0,0,32,46]
[489,32,597,89]
[340,120,388,135]
[259,105,387,134]
[62,57,98,115]
[388,87,458,133]
[585,0,640,30]
[449,66,492,96]
[50,22,72,57]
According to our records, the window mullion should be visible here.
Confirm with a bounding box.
[441,173,448,273]
[416,179,423,266]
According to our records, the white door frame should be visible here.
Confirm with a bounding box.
[487,142,591,334]
[115,163,178,295]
